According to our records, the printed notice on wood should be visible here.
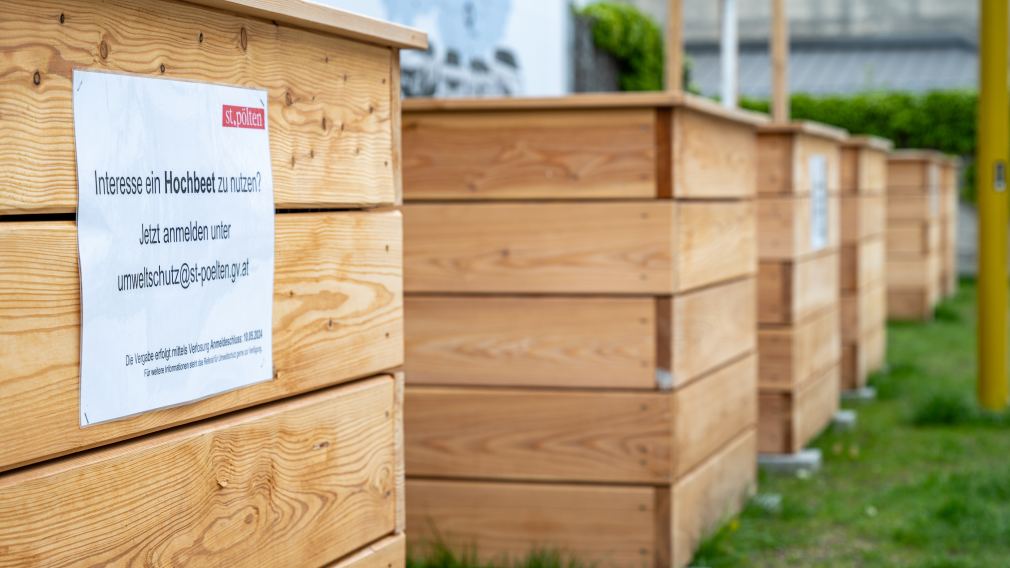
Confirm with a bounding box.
[74,71,274,426]
[809,154,829,250]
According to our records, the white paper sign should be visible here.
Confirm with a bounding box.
[809,154,829,251]
[74,70,274,426]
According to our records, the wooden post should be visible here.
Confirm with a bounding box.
[720,0,738,108]
[771,0,789,122]
[666,0,683,93]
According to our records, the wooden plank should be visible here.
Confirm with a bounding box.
[758,364,839,454]
[840,143,888,194]
[865,325,887,375]
[405,387,672,483]
[404,202,676,294]
[888,195,938,221]
[390,50,403,206]
[672,428,757,568]
[758,306,840,391]
[841,236,885,292]
[795,364,841,451]
[673,354,757,478]
[888,158,941,193]
[757,195,840,259]
[888,221,934,255]
[672,106,758,198]
[326,533,405,568]
[888,254,940,289]
[841,283,886,342]
[841,326,885,391]
[758,250,839,325]
[0,0,397,214]
[407,200,756,295]
[404,296,657,389]
[756,133,794,194]
[186,0,428,49]
[0,211,403,471]
[0,377,398,566]
[887,288,934,321]
[757,129,842,195]
[770,0,789,122]
[841,194,886,242]
[402,109,658,200]
[393,372,406,534]
[664,277,757,387]
[674,200,758,290]
[407,479,660,568]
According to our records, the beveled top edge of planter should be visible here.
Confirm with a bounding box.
[843,135,894,152]
[402,92,771,126]
[758,120,849,142]
[187,0,428,49]
[888,148,948,162]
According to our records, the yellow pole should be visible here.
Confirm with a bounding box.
[978,0,1009,410]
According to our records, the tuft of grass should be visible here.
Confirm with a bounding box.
[910,388,976,425]
[408,541,593,568]
[693,279,1010,567]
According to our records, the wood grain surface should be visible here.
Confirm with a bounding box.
[758,364,840,454]
[841,326,886,391]
[407,479,661,568]
[887,195,939,221]
[888,254,941,289]
[0,0,395,214]
[672,428,757,568]
[673,354,757,478]
[887,288,936,321]
[405,201,752,294]
[888,221,938,255]
[405,387,672,483]
[675,200,757,290]
[672,107,758,198]
[841,236,885,292]
[888,158,941,193]
[404,201,676,294]
[664,277,757,387]
[403,108,657,200]
[840,144,888,195]
[0,211,402,471]
[841,283,886,342]
[187,0,427,49]
[405,296,657,389]
[758,250,840,325]
[841,194,886,242]
[758,306,840,391]
[0,377,398,567]
[757,129,842,195]
[757,195,841,260]
[326,533,405,568]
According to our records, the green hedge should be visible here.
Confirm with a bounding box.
[577,2,665,92]
[741,91,977,200]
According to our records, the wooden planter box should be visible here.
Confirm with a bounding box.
[0,1,421,564]
[756,122,845,454]
[402,94,765,568]
[838,136,891,390]
[887,150,944,320]
[939,156,960,297]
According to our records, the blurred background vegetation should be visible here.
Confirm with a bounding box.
[578,1,978,201]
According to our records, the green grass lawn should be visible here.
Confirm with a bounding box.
[696,278,1010,568]
[410,279,1010,568]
